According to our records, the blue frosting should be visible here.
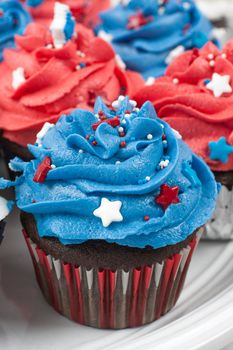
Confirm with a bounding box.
[0,0,31,62]
[96,0,217,79]
[0,97,218,249]
[26,0,43,7]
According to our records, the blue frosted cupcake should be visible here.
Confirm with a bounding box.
[0,0,31,62]
[1,96,218,328]
[96,0,218,78]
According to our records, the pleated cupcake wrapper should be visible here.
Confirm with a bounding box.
[22,228,203,329]
[204,185,233,240]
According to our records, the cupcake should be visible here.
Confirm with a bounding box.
[96,0,217,79]
[0,3,143,166]
[0,96,218,328]
[0,0,31,62]
[134,41,233,239]
[25,0,110,28]
[0,196,13,245]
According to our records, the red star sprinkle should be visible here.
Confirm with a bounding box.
[127,12,153,30]
[33,157,52,183]
[155,184,180,210]
[92,117,120,131]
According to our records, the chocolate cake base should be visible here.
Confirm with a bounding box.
[213,170,233,189]
[21,211,198,270]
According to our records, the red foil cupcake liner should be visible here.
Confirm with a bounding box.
[22,228,203,329]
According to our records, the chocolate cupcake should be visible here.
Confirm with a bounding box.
[135,41,233,239]
[0,3,143,168]
[96,0,218,79]
[0,96,218,328]
[0,0,31,62]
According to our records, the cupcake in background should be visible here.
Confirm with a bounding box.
[0,2,143,165]
[134,41,233,239]
[0,96,218,328]
[0,197,13,245]
[0,0,31,62]
[96,0,217,79]
[25,0,110,28]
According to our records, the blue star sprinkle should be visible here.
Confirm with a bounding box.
[209,137,233,163]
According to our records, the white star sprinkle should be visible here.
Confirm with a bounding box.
[12,67,26,90]
[206,73,232,98]
[112,95,125,109]
[36,122,54,145]
[98,30,113,43]
[172,128,182,139]
[165,45,185,65]
[93,198,123,228]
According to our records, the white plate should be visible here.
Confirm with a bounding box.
[0,207,233,350]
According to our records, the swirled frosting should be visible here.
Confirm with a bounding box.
[96,0,217,79]
[0,22,143,147]
[0,0,31,62]
[26,0,110,28]
[134,41,233,172]
[0,97,218,249]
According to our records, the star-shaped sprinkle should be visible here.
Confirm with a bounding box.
[36,122,54,145]
[165,45,185,65]
[155,184,180,210]
[112,95,125,109]
[172,128,182,139]
[98,30,113,43]
[127,12,153,30]
[33,157,52,183]
[206,73,232,98]
[12,67,26,90]
[209,137,233,163]
[93,198,123,227]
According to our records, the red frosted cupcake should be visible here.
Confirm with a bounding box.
[0,8,143,163]
[135,41,233,239]
[25,0,110,28]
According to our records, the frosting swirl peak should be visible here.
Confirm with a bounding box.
[96,0,217,78]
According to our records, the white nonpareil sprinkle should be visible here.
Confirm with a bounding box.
[145,77,155,86]
[173,78,179,85]
[12,67,26,90]
[36,122,54,145]
[51,164,56,169]
[118,126,124,133]
[145,176,151,182]
[147,134,153,140]
[159,159,170,169]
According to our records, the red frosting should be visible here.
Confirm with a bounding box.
[134,41,233,172]
[26,0,110,28]
[0,23,143,146]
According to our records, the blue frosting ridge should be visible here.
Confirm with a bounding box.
[0,0,31,62]
[0,97,218,249]
[96,0,217,79]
